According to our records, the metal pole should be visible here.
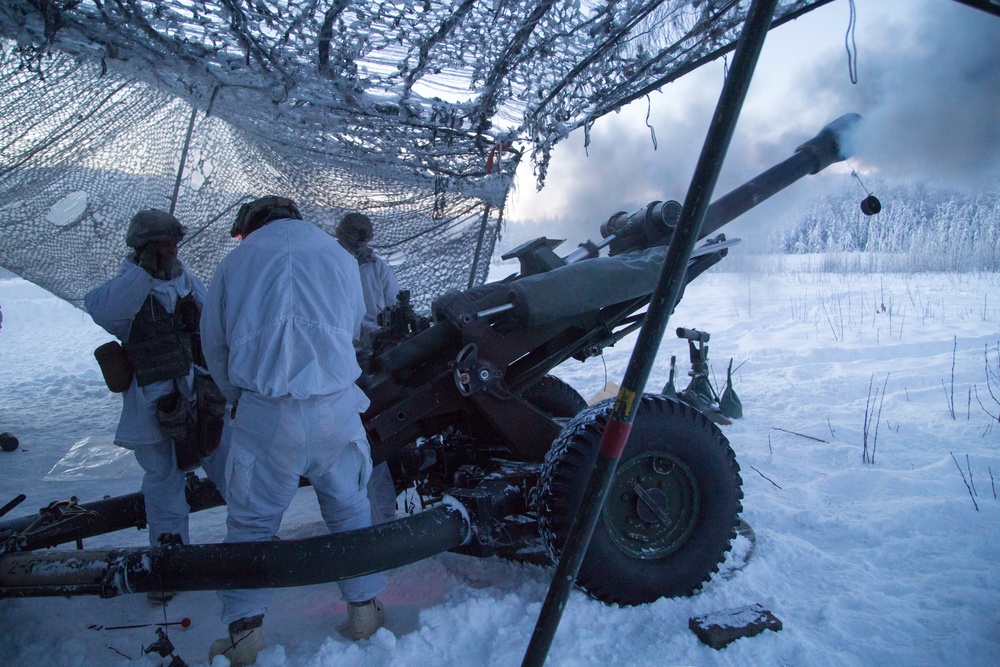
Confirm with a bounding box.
[168,104,198,217]
[468,204,493,289]
[520,0,780,664]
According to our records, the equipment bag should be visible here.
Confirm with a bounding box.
[195,371,226,459]
[94,341,134,393]
[155,389,201,472]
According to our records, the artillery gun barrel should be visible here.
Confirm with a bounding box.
[698,112,860,239]
[554,114,859,268]
[506,114,861,328]
[375,114,861,371]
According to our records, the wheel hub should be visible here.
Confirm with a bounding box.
[602,452,699,559]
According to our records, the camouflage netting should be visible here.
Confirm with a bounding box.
[0,42,511,311]
[0,0,834,310]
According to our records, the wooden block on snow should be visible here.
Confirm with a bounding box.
[689,603,782,650]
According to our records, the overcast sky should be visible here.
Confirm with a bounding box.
[503,0,1000,250]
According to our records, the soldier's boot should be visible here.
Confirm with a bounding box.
[347,598,385,640]
[209,615,265,666]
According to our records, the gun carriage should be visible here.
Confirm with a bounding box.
[0,115,860,605]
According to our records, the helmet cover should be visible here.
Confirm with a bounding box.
[125,209,186,249]
[231,196,302,238]
[336,212,374,246]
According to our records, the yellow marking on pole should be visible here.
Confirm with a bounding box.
[615,387,637,419]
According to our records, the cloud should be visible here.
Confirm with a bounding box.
[505,0,1000,250]
[507,73,721,247]
[809,0,1000,190]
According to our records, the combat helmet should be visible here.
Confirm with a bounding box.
[125,209,186,249]
[336,212,373,247]
[231,195,302,239]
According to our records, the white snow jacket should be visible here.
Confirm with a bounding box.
[200,218,369,410]
[358,250,400,328]
[84,257,205,447]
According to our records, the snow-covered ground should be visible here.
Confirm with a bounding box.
[1,260,998,666]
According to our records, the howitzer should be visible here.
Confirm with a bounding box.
[0,114,860,605]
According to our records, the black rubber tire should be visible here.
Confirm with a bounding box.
[537,394,743,605]
[522,375,587,421]
[514,375,588,463]
[492,376,587,564]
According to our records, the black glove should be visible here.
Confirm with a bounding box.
[137,246,159,275]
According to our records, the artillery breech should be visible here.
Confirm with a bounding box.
[0,501,469,598]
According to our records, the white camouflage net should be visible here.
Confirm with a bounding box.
[0,0,830,309]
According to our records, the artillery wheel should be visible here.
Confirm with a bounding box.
[491,376,587,565]
[518,375,587,462]
[537,394,743,605]
[523,375,587,421]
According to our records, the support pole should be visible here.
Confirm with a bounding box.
[468,204,493,289]
[520,0,780,664]
[168,104,198,217]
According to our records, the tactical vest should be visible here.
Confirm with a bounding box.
[124,294,195,386]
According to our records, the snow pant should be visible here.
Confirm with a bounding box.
[218,391,386,625]
[367,461,397,524]
[132,432,229,547]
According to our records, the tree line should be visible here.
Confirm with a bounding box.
[777,179,1000,272]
